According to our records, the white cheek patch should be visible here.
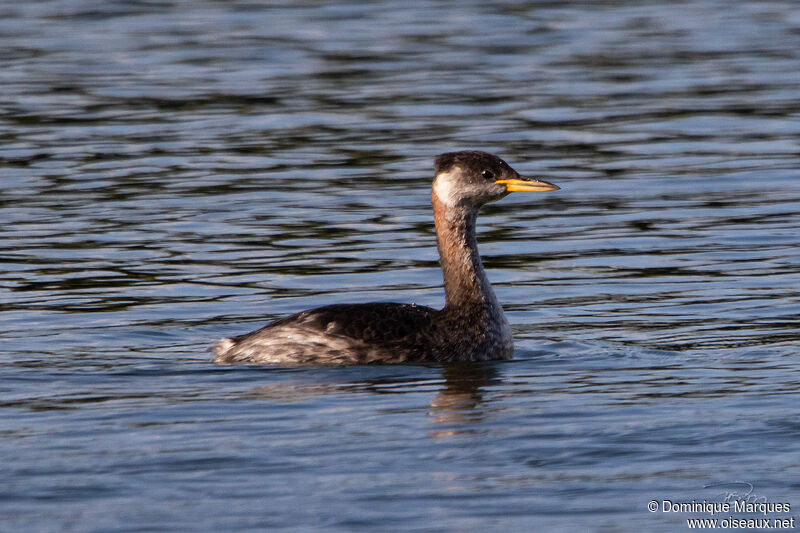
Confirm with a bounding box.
[433,170,459,207]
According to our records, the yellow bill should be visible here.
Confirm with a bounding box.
[495,177,560,192]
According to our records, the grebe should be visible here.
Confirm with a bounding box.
[213,151,559,365]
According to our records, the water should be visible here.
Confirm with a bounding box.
[1,1,799,531]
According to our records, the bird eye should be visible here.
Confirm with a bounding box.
[481,170,494,180]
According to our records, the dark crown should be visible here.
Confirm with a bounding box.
[434,150,512,175]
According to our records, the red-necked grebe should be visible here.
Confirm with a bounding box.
[213,151,559,365]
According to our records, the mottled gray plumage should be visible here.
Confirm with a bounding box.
[218,303,438,365]
[213,151,558,365]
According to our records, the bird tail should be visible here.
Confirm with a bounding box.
[211,337,235,363]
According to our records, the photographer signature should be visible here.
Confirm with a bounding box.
[704,481,768,504]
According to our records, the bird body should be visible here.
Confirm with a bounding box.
[213,151,558,365]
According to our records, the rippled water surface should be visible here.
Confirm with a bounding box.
[2,1,799,531]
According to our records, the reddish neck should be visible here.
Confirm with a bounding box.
[432,192,500,311]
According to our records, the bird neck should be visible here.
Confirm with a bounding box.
[432,192,502,313]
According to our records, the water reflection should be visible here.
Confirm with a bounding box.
[241,363,500,438]
[427,364,499,438]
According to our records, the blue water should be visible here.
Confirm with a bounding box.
[1,1,799,531]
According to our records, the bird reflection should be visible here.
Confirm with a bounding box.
[239,363,499,439]
[427,363,498,438]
